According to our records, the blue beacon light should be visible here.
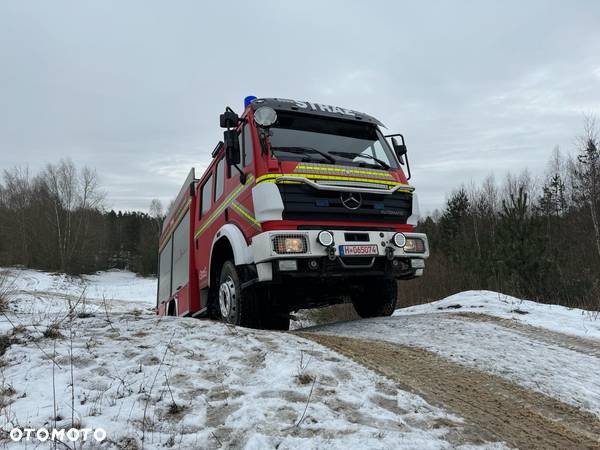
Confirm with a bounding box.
[244,96,257,108]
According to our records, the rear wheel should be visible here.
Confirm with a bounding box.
[218,260,259,328]
[167,300,176,316]
[352,278,398,318]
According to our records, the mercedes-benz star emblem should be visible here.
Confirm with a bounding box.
[340,192,362,210]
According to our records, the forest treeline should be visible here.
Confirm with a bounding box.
[0,160,163,276]
[1,117,599,310]
[404,117,600,310]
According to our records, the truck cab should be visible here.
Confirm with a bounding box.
[157,97,429,329]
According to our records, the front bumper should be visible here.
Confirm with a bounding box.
[249,229,428,282]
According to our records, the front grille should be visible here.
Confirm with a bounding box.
[344,233,369,242]
[278,184,412,224]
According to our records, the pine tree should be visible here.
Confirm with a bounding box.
[497,187,546,299]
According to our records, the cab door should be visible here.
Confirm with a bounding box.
[226,123,260,240]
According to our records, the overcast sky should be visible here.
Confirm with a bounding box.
[1,1,599,213]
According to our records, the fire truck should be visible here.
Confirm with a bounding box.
[157,97,429,330]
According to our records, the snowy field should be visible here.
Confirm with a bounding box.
[0,268,509,449]
[395,290,600,340]
[5,268,156,316]
[1,268,599,448]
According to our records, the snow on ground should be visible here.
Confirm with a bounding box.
[309,291,600,416]
[0,269,504,449]
[395,290,600,340]
[3,267,156,316]
[1,315,475,449]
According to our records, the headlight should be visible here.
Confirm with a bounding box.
[317,230,334,247]
[404,238,425,253]
[392,232,406,248]
[272,235,307,254]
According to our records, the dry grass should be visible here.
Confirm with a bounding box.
[0,269,15,312]
[0,379,16,410]
[164,401,188,421]
[0,335,11,357]
[116,436,141,450]
[304,303,359,326]
[0,386,16,397]
[296,372,315,385]
[43,322,64,339]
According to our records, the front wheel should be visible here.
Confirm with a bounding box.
[352,278,398,318]
[218,261,259,328]
[262,313,290,331]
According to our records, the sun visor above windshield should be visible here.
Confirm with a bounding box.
[250,98,386,128]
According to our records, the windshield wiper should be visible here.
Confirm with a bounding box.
[328,151,390,170]
[271,146,337,164]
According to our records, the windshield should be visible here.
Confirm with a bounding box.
[268,112,399,169]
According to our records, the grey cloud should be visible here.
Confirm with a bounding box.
[1,0,599,213]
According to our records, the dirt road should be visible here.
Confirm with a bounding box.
[453,312,600,358]
[298,331,600,450]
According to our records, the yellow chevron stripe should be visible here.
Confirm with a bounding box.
[295,164,394,178]
[193,174,255,239]
[255,173,407,188]
[231,201,261,228]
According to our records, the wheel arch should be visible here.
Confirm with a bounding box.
[208,224,253,287]
[167,299,177,316]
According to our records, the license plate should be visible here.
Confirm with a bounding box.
[338,244,379,256]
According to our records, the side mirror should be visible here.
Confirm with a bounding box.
[220,107,239,129]
[224,130,241,165]
[386,133,411,180]
[392,137,407,160]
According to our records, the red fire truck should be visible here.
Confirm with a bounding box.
[157,97,429,329]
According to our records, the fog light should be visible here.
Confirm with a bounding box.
[308,259,319,270]
[392,232,406,248]
[404,238,425,253]
[278,260,298,271]
[272,235,307,254]
[317,230,334,247]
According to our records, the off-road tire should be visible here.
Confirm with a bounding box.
[218,261,260,328]
[352,278,398,318]
[261,313,290,331]
[207,288,221,320]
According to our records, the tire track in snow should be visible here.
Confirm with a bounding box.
[450,312,600,358]
[299,332,600,450]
